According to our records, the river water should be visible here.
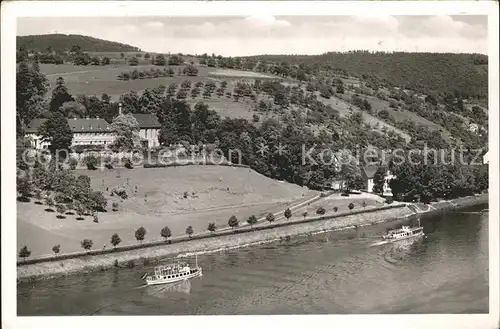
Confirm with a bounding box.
[17,204,489,315]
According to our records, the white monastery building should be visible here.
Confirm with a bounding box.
[25,112,161,150]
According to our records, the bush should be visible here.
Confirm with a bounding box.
[333,206,338,212]
[113,188,128,199]
[124,158,133,169]
[316,206,326,215]
[126,259,136,268]
[207,222,216,234]
[228,215,239,229]
[81,239,93,251]
[112,201,119,211]
[52,244,60,256]
[85,154,99,170]
[385,196,394,204]
[348,203,355,211]
[68,157,78,170]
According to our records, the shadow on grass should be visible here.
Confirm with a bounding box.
[45,208,55,212]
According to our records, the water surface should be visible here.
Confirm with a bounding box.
[18,205,489,315]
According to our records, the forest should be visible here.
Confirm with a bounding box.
[17,34,141,53]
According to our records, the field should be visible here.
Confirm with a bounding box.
[208,69,279,80]
[17,166,317,258]
[39,63,282,102]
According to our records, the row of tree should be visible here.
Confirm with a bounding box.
[20,201,371,260]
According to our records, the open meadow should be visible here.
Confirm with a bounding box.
[17,165,317,258]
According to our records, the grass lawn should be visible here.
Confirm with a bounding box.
[17,166,315,258]
[290,193,384,220]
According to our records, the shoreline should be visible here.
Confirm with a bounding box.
[17,193,488,284]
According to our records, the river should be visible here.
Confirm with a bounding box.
[17,204,489,315]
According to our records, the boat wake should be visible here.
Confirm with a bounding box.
[369,240,389,247]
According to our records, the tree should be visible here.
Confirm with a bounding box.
[60,101,86,118]
[17,173,32,201]
[207,222,217,234]
[168,55,183,65]
[56,204,66,218]
[101,57,111,65]
[52,244,60,257]
[185,225,194,238]
[302,211,308,219]
[284,208,292,220]
[44,196,55,210]
[81,239,93,252]
[228,215,239,229]
[362,200,367,208]
[144,53,151,59]
[316,206,326,215]
[377,109,390,120]
[154,54,166,66]
[50,77,74,112]
[333,207,338,212]
[91,56,100,65]
[183,64,199,76]
[120,53,125,58]
[266,213,275,224]
[336,84,345,94]
[129,57,139,66]
[161,226,172,241]
[38,111,73,156]
[111,233,122,248]
[373,167,386,194]
[247,215,258,228]
[135,226,147,244]
[348,203,355,211]
[16,61,49,124]
[110,113,140,151]
[19,245,31,262]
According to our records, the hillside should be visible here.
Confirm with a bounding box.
[17,166,315,257]
[250,51,488,99]
[17,34,141,53]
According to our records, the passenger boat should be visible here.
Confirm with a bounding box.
[382,225,425,242]
[142,255,202,286]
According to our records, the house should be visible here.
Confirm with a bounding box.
[483,151,490,164]
[130,113,161,148]
[362,164,394,195]
[24,112,161,150]
[25,117,115,150]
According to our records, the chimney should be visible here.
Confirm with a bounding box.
[118,103,122,116]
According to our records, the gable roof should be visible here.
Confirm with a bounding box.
[68,118,111,132]
[131,113,161,128]
[25,118,112,134]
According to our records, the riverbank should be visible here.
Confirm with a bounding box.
[17,193,488,283]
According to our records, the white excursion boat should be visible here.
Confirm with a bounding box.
[382,225,425,242]
[142,256,202,286]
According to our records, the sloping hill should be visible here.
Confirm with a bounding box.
[251,51,488,98]
[17,166,316,257]
[17,34,141,52]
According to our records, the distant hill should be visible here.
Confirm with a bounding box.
[250,51,488,98]
[17,34,141,53]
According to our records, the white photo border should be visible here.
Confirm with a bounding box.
[1,1,499,329]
